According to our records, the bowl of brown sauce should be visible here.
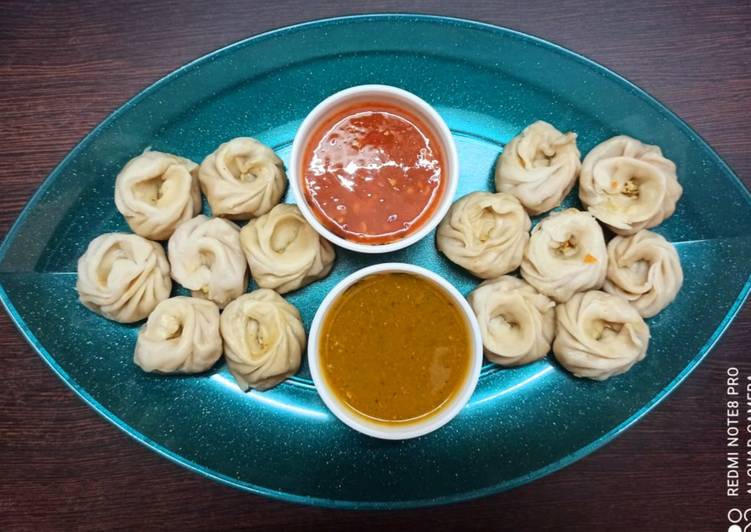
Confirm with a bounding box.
[289,85,459,253]
[308,263,483,439]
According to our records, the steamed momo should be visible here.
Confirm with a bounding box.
[114,151,201,240]
[134,296,222,374]
[199,137,286,220]
[604,230,683,317]
[495,121,581,215]
[240,204,335,294]
[553,290,650,380]
[468,276,555,367]
[220,289,305,391]
[521,208,607,303]
[436,192,530,279]
[579,135,682,235]
[76,233,171,323]
[168,215,247,308]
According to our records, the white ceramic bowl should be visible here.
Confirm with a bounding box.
[289,85,459,254]
[308,263,483,440]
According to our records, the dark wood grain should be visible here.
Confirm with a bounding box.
[1,1,749,530]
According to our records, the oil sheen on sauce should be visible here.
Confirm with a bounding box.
[320,273,471,424]
[302,101,445,244]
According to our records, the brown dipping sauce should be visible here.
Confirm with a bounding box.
[302,101,445,244]
[319,273,472,424]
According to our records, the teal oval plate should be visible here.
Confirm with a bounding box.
[2,14,751,509]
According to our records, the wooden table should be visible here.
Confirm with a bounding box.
[2,1,749,529]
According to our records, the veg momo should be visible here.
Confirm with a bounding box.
[604,230,683,317]
[495,121,581,215]
[436,192,530,279]
[76,233,171,323]
[553,290,650,380]
[579,135,682,235]
[220,289,305,391]
[240,203,335,294]
[114,151,201,240]
[199,137,286,220]
[521,208,607,302]
[468,275,555,367]
[168,215,247,308]
[133,296,222,374]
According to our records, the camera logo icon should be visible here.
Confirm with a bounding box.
[728,509,751,532]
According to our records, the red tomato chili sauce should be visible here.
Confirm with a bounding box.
[302,101,445,244]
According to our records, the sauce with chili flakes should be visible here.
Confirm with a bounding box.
[302,101,445,244]
[320,273,472,424]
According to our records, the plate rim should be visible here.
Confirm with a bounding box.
[1,13,750,509]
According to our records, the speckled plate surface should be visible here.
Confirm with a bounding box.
[1,14,751,509]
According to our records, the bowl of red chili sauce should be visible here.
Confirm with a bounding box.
[289,85,459,253]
